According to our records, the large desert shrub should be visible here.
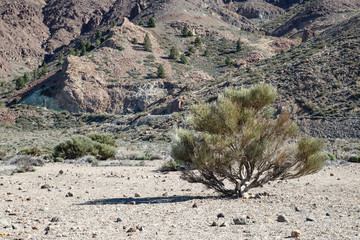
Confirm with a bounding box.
[171,84,325,197]
[53,135,116,160]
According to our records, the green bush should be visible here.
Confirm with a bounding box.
[157,65,166,78]
[19,147,41,156]
[87,133,116,147]
[53,135,116,160]
[54,157,64,162]
[15,77,25,90]
[236,38,242,52]
[180,54,188,64]
[169,46,180,60]
[171,84,325,197]
[148,17,156,28]
[135,153,161,161]
[195,36,202,47]
[325,152,336,161]
[348,155,360,163]
[144,34,152,52]
[160,159,183,172]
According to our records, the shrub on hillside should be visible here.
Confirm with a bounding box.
[87,133,116,147]
[171,84,325,197]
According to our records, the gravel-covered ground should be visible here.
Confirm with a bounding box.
[0,161,359,239]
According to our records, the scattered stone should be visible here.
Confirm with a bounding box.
[50,217,60,222]
[254,194,261,199]
[306,215,315,222]
[12,224,18,230]
[26,197,31,201]
[41,184,51,189]
[217,213,225,218]
[337,178,341,180]
[277,215,287,222]
[115,218,122,223]
[211,221,218,227]
[233,217,247,225]
[130,201,136,205]
[59,170,64,175]
[162,192,168,197]
[291,229,301,238]
[330,173,334,176]
[127,227,136,233]
[136,226,144,231]
[32,226,39,230]
[219,222,227,227]
[45,225,54,233]
[295,206,300,212]
[134,193,141,198]
[242,193,250,199]
[192,203,198,208]
[326,213,331,217]
[65,192,74,197]
[247,213,255,219]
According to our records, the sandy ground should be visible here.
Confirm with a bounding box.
[0,161,359,240]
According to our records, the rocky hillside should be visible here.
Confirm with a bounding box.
[0,0,359,141]
[0,0,49,79]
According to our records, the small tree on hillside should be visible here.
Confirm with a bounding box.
[15,77,25,90]
[69,48,75,56]
[41,63,48,76]
[225,56,232,66]
[187,46,196,56]
[194,36,202,47]
[169,46,180,60]
[96,30,102,40]
[171,84,325,197]
[148,17,156,28]
[32,69,38,80]
[138,20,144,26]
[23,73,29,83]
[182,25,189,37]
[144,34,152,52]
[157,64,166,78]
[236,38,242,52]
[180,54,188,64]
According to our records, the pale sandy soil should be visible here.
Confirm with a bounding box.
[0,161,359,240]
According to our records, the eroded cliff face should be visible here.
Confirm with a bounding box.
[42,0,116,53]
[49,20,174,114]
[0,0,49,80]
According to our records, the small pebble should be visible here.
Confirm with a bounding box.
[277,215,287,222]
[233,217,247,225]
[217,213,225,218]
[65,192,73,197]
[291,229,301,238]
[306,215,315,222]
[41,184,51,189]
[127,227,136,233]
